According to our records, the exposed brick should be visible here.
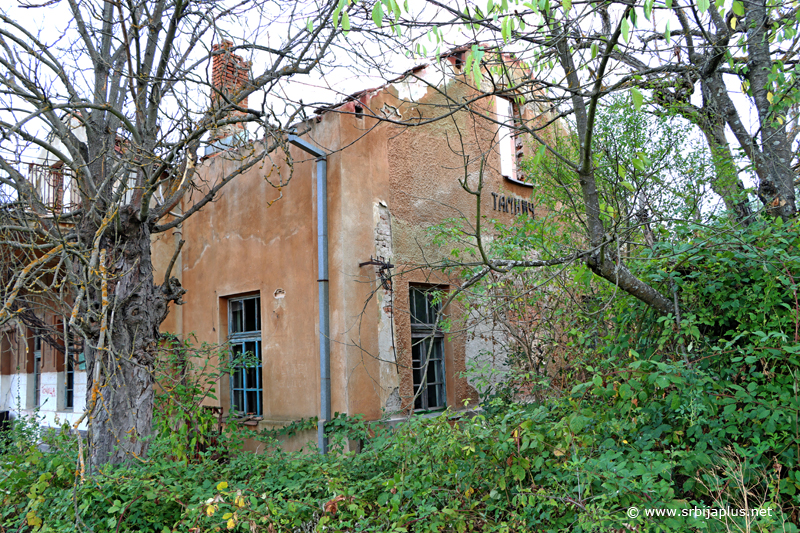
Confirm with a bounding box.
[211,41,251,111]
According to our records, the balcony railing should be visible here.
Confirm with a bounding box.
[27,162,81,213]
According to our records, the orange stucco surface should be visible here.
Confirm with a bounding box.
[153,60,547,444]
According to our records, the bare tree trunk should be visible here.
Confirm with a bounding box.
[84,208,170,466]
[744,0,796,218]
[697,105,752,222]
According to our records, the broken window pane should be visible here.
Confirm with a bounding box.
[409,287,446,411]
[230,300,243,333]
[244,298,258,332]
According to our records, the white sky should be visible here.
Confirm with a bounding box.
[0,0,781,201]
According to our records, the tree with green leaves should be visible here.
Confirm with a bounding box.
[605,0,798,221]
[438,96,719,384]
[372,0,798,315]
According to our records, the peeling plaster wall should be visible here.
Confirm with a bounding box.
[0,326,32,414]
[373,202,401,415]
[463,310,510,395]
[1,374,29,413]
[0,375,11,409]
[381,67,536,412]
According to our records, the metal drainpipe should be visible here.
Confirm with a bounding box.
[287,135,330,454]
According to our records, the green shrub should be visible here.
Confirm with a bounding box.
[3,219,799,531]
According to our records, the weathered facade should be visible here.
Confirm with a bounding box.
[1,46,552,447]
[151,48,549,447]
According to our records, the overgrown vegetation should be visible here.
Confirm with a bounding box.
[3,216,799,531]
[3,79,798,532]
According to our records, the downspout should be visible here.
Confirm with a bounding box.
[287,135,330,454]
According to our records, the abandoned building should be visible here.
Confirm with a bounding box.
[0,43,553,448]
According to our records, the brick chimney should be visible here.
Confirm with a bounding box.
[211,41,250,108]
[209,41,251,146]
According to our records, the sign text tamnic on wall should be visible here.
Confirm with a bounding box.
[491,192,533,216]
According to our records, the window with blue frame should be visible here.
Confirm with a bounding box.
[228,296,262,416]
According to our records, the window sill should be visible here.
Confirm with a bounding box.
[413,407,446,416]
[384,407,474,427]
[504,175,534,188]
[384,412,435,428]
[232,415,263,426]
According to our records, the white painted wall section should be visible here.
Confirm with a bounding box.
[1,370,88,431]
[496,97,515,179]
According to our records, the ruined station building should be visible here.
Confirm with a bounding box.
[2,44,556,449]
